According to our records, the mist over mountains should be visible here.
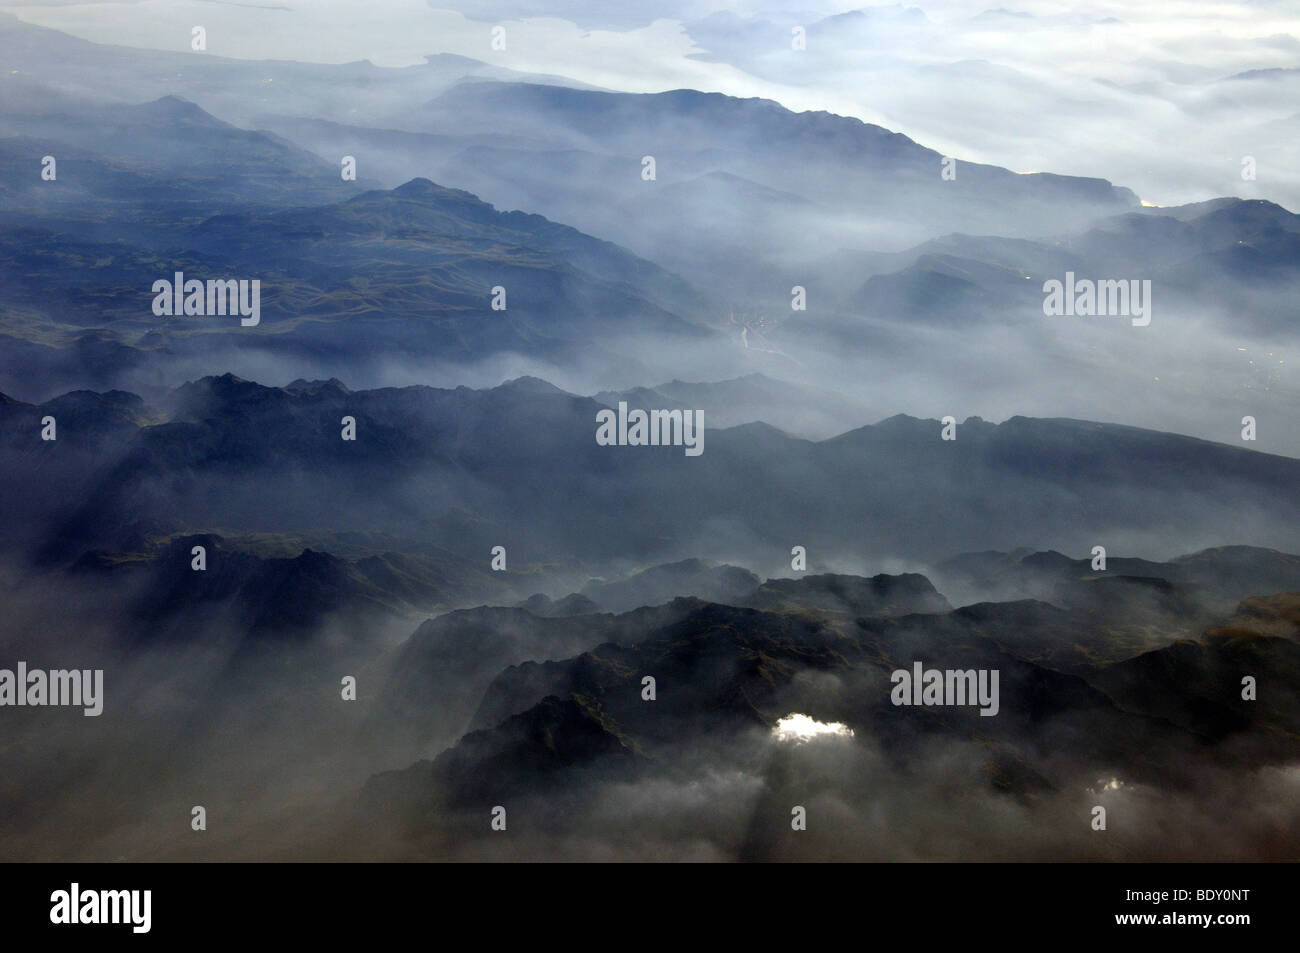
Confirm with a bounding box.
[0,78,1292,449]
[0,7,1298,864]
[5,374,1299,572]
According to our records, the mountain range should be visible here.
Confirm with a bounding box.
[6,374,1300,572]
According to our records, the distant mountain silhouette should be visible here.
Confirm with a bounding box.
[7,376,1300,567]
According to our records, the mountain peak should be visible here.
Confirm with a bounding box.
[134,95,212,123]
[496,376,567,396]
[285,378,351,396]
[174,373,273,406]
[390,177,480,204]
[874,413,926,428]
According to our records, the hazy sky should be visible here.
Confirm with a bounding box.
[4,1,1299,207]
